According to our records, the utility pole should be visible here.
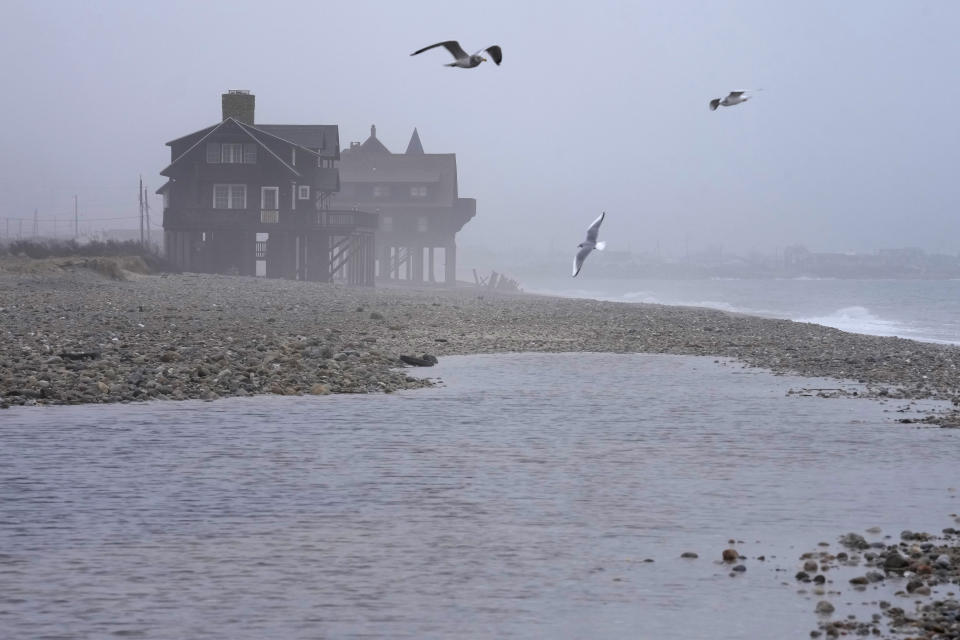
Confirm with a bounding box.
[74,195,79,238]
[139,176,145,246]
[144,184,151,247]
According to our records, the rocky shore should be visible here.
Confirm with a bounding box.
[2,259,960,413]
[796,522,960,639]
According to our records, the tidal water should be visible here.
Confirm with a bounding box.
[524,276,960,344]
[2,353,958,639]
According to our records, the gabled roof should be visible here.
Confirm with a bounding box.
[165,123,219,146]
[160,118,326,178]
[405,128,424,155]
[355,124,391,153]
[255,124,338,154]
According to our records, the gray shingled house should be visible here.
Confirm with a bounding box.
[331,125,476,285]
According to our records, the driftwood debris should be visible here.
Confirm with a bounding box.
[399,354,439,367]
[472,269,521,293]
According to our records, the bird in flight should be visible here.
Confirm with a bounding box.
[709,90,759,111]
[410,41,503,68]
[572,212,606,277]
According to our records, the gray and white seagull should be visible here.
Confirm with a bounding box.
[709,90,756,111]
[410,40,503,68]
[572,212,606,277]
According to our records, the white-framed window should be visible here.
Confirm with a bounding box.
[207,143,255,163]
[213,184,247,209]
[373,185,388,198]
[206,142,220,163]
[221,143,244,163]
[298,185,310,200]
[410,185,427,198]
[381,215,393,232]
[417,216,428,232]
[261,186,279,210]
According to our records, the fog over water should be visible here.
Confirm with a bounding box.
[2,1,959,257]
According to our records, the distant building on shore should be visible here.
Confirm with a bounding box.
[158,90,377,285]
[330,125,476,285]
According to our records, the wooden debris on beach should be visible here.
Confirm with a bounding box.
[472,268,522,293]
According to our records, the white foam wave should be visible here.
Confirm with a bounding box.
[797,306,904,337]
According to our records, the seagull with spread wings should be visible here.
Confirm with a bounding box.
[709,90,761,111]
[572,212,606,277]
[410,41,503,68]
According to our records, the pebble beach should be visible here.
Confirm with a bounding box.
[1,257,960,416]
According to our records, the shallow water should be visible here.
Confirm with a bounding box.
[2,354,957,639]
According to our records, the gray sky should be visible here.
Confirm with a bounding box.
[1,0,958,256]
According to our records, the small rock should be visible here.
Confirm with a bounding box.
[804,560,819,572]
[815,600,835,615]
[884,552,910,570]
[839,533,869,550]
[732,564,746,572]
[905,578,924,593]
[722,548,739,562]
[681,552,698,559]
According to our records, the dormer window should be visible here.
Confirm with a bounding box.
[298,185,310,200]
[410,186,427,198]
[373,185,389,198]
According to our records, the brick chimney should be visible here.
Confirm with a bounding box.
[222,90,254,124]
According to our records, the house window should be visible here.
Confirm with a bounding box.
[206,142,220,163]
[243,143,257,163]
[213,184,247,209]
[381,215,393,232]
[298,185,310,200]
[221,143,244,163]
[417,216,428,232]
[291,148,296,166]
[261,186,279,210]
[410,186,427,198]
[373,185,388,198]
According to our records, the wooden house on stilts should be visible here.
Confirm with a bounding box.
[332,125,476,285]
[158,91,377,285]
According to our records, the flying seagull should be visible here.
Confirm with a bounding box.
[572,212,606,277]
[410,41,503,68]
[709,90,757,111]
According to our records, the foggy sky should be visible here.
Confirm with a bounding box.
[1,0,958,257]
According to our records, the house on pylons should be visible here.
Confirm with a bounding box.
[330,125,476,285]
[158,90,377,285]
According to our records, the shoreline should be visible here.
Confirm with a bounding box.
[2,262,959,416]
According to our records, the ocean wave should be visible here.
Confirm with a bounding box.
[797,306,906,337]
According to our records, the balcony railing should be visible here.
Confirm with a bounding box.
[163,208,379,231]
